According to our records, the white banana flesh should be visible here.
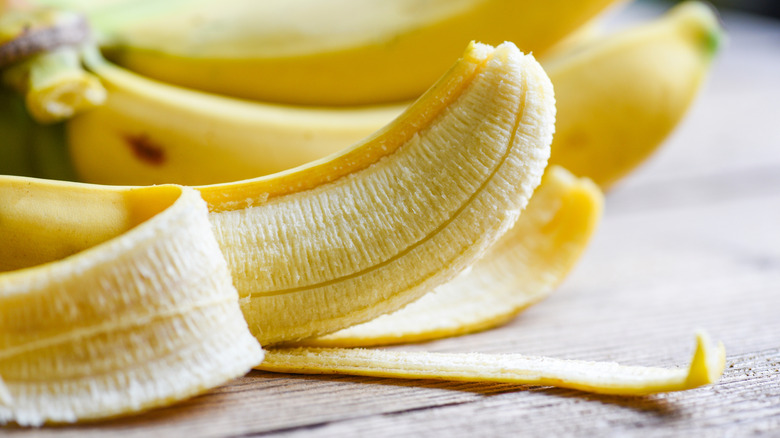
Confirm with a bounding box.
[0,182,263,426]
[206,42,555,345]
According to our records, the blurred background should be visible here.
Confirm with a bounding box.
[660,0,780,18]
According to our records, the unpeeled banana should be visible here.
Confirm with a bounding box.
[63,2,722,189]
[38,0,623,105]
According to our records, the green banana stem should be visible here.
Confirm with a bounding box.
[3,45,106,123]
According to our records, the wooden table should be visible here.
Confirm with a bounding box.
[9,2,780,436]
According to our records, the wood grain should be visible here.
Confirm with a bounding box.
[6,2,780,436]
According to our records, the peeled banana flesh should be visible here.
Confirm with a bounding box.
[204,41,555,344]
[0,182,263,426]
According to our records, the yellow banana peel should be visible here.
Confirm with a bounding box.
[262,331,726,396]
[46,0,623,105]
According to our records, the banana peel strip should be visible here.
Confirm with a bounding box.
[261,332,726,396]
[300,166,603,347]
[0,183,263,426]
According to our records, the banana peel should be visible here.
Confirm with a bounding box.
[41,0,623,105]
[262,332,726,396]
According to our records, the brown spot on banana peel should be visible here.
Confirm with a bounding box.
[124,133,166,166]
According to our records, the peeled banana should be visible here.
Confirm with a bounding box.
[64,1,723,188]
[205,41,555,344]
[2,39,556,349]
[0,182,264,425]
[39,0,623,105]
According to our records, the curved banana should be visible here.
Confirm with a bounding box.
[0,182,264,425]
[547,1,722,188]
[206,42,555,345]
[8,41,558,346]
[299,166,603,347]
[65,1,723,188]
[67,48,403,186]
[40,0,622,105]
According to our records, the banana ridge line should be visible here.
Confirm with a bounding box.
[248,59,537,298]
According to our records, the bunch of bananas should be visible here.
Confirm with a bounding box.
[0,0,726,426]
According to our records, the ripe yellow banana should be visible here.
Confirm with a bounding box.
[64,1,722,189]
[547,1,722,188]
[39,0,622,105]
[5,41,558,346]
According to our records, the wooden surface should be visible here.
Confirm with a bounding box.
[8,3,780,436]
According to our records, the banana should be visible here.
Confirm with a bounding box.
[66,48,404,186]
[206,41,555,345]
[6,41,558,346]
[63,1,723,188]
[299,166,603,347]
[0,182,264,425]
[38,0,622,105]
[547,1,722,188]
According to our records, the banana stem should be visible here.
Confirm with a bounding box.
[2,45,106,123]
